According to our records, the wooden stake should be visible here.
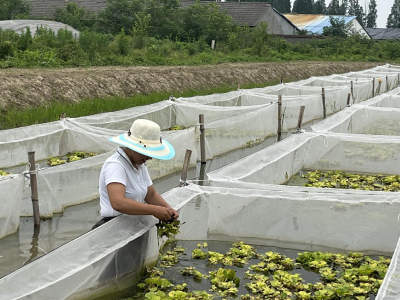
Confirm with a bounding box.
[211,40,215,50]
[179,150,192,187]
[60,113,66,119]
[322,88,326,119]
[199,114,206,164]
[28,152,40,227]
[198,163,206,187]
[296,106,305,131]
[386,75,389,92]
[237,82,241,90]
[277,95,282,142]
[346,93,351,107]
[372,78,375,97]
[280,77,283,84]
[377,80,382,95]
[350,81,354,98]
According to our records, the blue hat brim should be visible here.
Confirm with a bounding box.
[109,133,175,160]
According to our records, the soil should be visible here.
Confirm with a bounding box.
[0,61,382,110]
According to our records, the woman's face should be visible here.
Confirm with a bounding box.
[125,148,152,167]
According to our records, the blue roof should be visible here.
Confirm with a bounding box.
[285,15,357,35]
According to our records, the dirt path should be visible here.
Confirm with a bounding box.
[0,61,382,110]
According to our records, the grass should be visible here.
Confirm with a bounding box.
[0,80,284,130]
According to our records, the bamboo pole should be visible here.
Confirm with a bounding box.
[179,150,192,187]
[322,88,326,119]
[199,114,206,164]
[346,93,351,107]
[28,152,40,227]
[277,95,282,142]
[296,106,305,132]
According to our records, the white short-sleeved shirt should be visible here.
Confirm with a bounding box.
[99,147,153,217]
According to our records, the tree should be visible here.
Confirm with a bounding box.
[365,0,377,28]
[348,0,365,27]
[387,0,400,28]
[322,16,351,37]
[271,0,291,13]
[98,0,144,34]
[0,0,30,20]
[180,2,235,43]
[292,0,313,14]
[313,0,326,14]
[338,0,348,15]
[326,0,340,15]
[54,2,87,30]
[145,0,181,39]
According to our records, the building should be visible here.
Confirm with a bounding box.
[284,14,370,39]
[366,28,400,40]
[28,0,299,36]
[0,20,79,37]
[180,1,299,35]
[28,0,107,18]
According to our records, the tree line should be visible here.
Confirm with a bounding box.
[0,0,399,70]
[4,0,400,29]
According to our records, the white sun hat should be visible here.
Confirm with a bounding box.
[109,119,175,160]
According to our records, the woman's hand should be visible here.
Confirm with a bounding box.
[152,206,175,221]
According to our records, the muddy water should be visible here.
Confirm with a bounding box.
[112,240,380,300]
[0,118,320,279]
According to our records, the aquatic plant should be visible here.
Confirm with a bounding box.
[0,170,11,175]
[156,219,181,239]
[302,170,400,192]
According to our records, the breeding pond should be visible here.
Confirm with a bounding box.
[286,170,400,192]
[112,240,389,300]
[360,119,400,136]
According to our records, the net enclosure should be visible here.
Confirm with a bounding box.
[1,181,398,299]
[0,64,396,239]
[2,64,400,299]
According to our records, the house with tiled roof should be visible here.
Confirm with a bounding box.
[28,0,299,36]
[28,0,107,18]
[366,28,400,40]
[180,1,299,35]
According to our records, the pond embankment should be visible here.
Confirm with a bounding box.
[0,61,381,110]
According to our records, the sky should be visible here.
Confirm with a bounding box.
[291,0,393,28]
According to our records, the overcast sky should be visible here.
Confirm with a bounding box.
[291,0,393,28]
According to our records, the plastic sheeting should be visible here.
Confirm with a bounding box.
[311,106,400,136]
[2,64,400,297]
[0,175,24,239]
[377,235,400,299]
[176,184,400,253]
[17,127,197,218]
[0,20,80,37]
[0,64,396,232]
[73,101,174,130]
[208,132,400,184]
[0,186,198,300]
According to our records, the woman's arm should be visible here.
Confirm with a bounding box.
[107,183,174,221]
[145,185,179,219]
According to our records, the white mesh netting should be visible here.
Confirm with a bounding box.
[2,64,400,299]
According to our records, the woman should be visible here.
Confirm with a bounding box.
[92,119,178,229]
